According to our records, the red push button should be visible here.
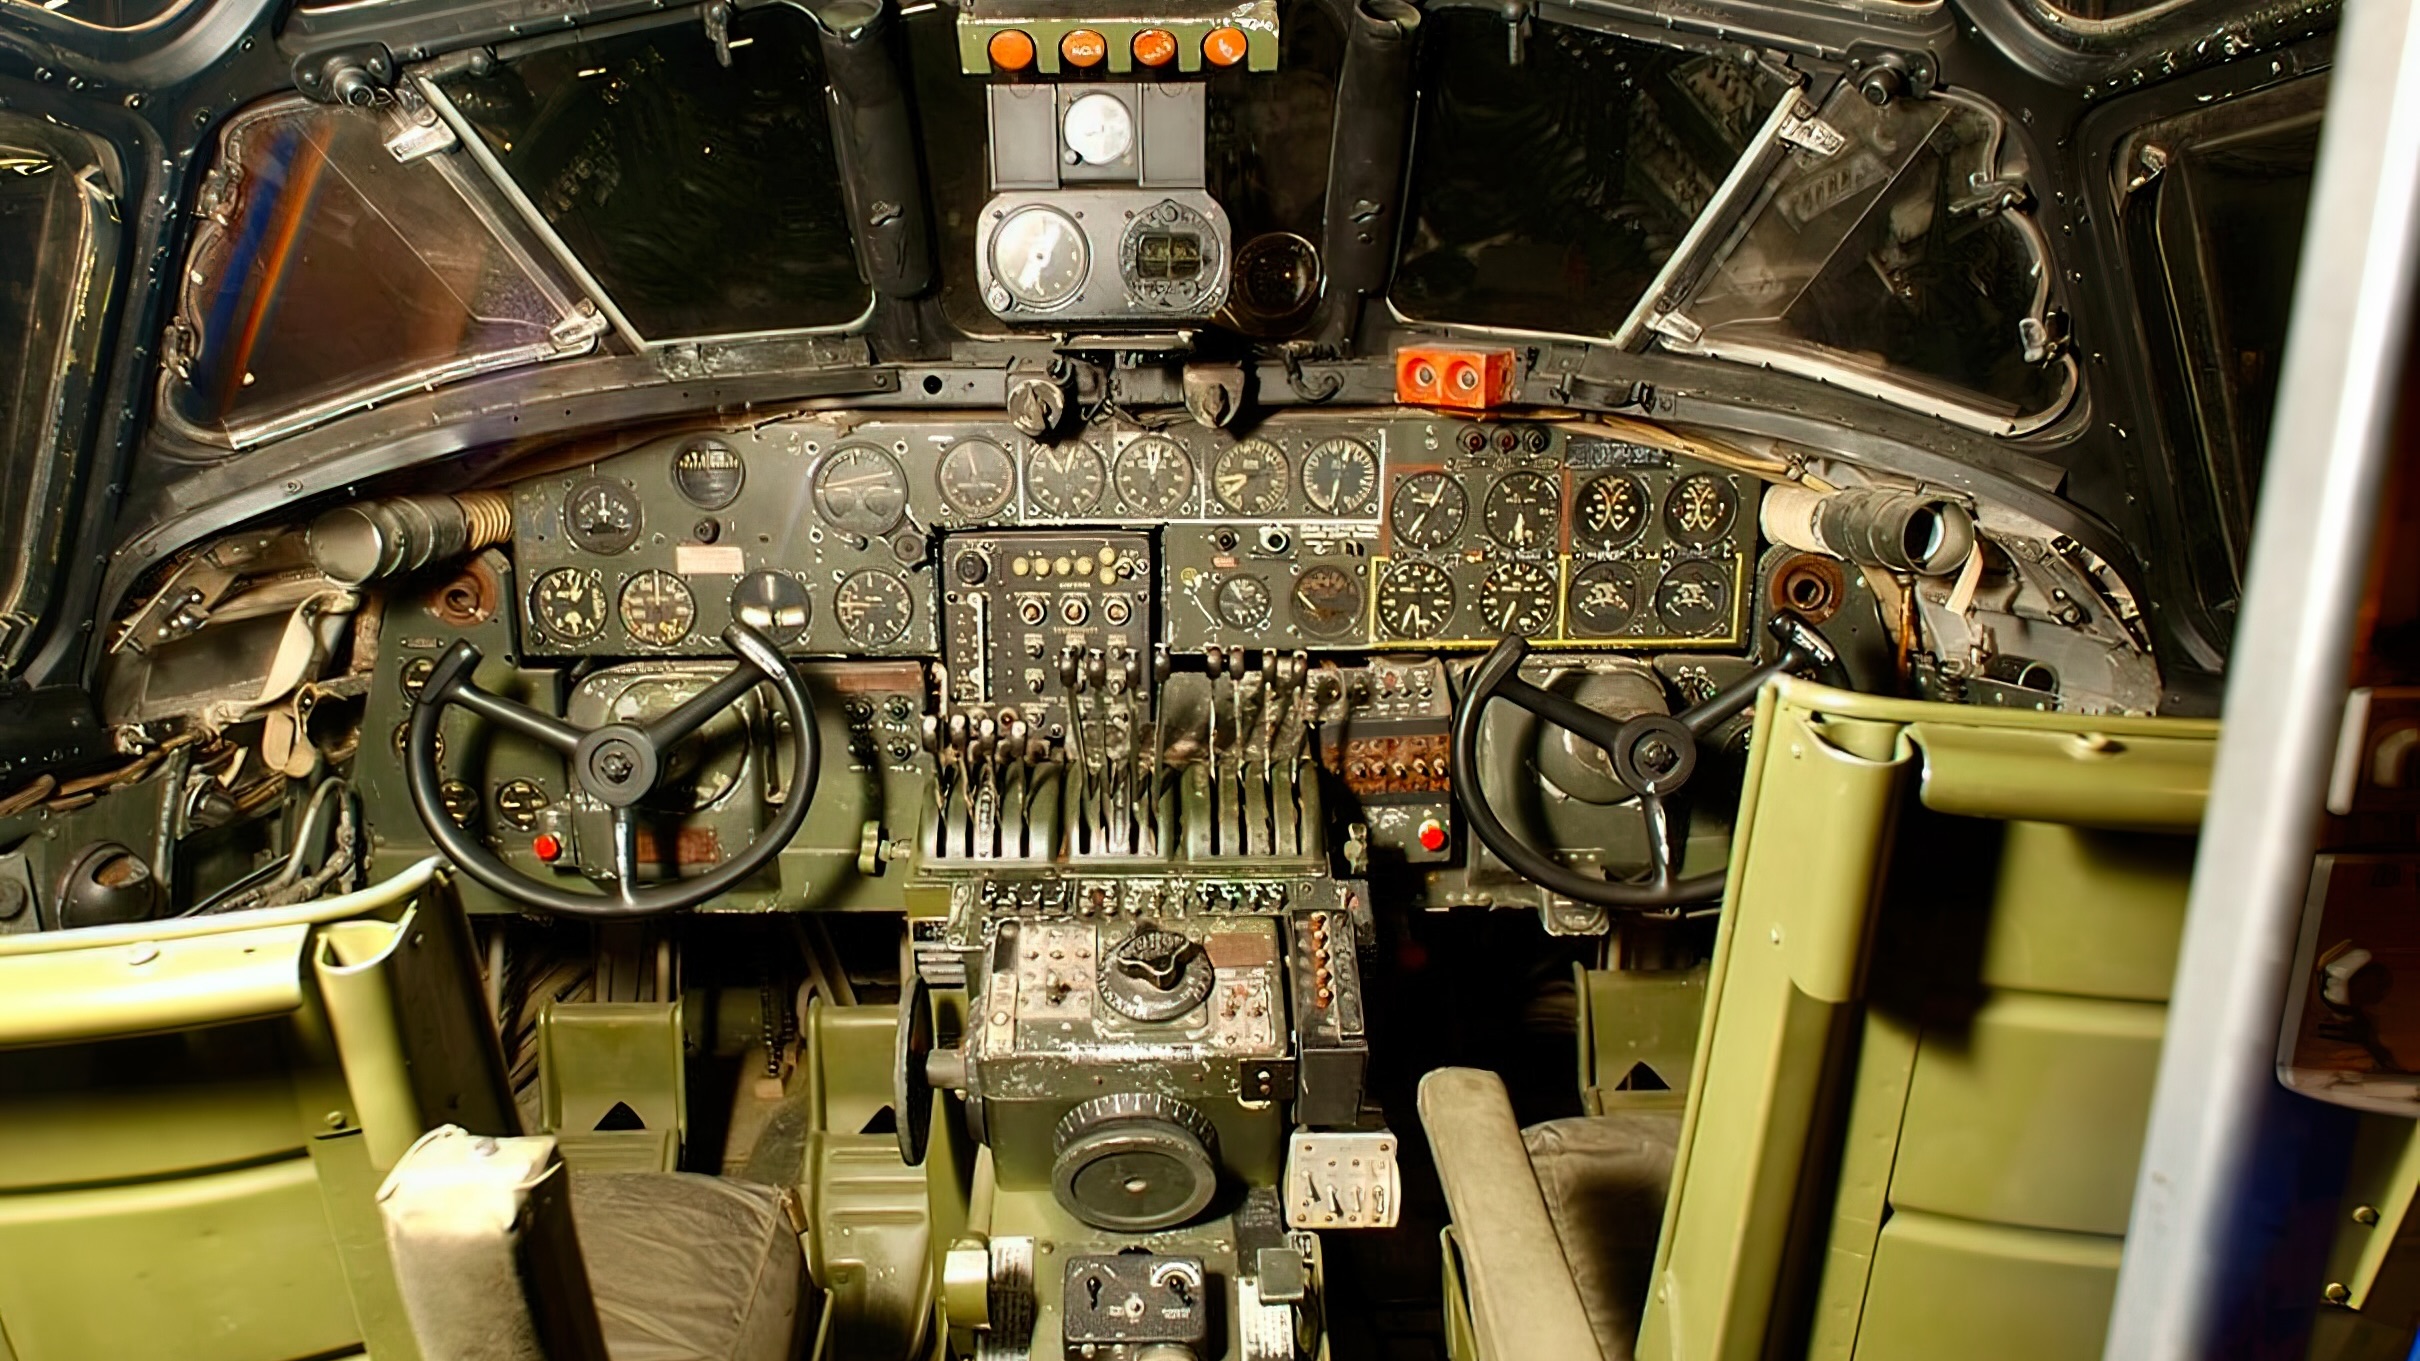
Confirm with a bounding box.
[531,833,563,863]
[1416,819,1448,853]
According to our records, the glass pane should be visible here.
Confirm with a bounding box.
[438,8,869,339]
[1207,1,1342,334]
[0,0,189,29]
[0,116,114,665]
[1393,15,1781,336]
[1665,88,2071,425]
[166,97,593,447]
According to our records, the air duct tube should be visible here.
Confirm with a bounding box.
[815,0,934,299]
[1313,0,1421,344]
[1760,485,1977,576]
[307,492,513,586]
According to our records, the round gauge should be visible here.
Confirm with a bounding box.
[834,569,914,646]
[1063,92,1135,166]
[1664,472,1739,546]
[1291,565,1364,640]
[1568,561,1641,637]
[1212,439,1290,516]
[1575,473,1650,547]
[495,778,550,832]
[1482,471,1560,551]
[1214,575,1273,629]
[440,780,478,828]
[1389,472,1468,551]
[990,205,1090,310]
[619,570,697,648]
[937,438,1016,519]
[813,445,909,538]
[672,440,744,510]
[1376,560,1457,640]
[1026,442,1106,517]
[1301,438,1378,516]
[729,571,812,647]
[529,567,609,642]
[564,477,641,555]
[1654,560,1733,636]
[1113,436,1194,515]
[1479,560,1558,637]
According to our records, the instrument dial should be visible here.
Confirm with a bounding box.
[440,780,479,828]
[1214,574,1274,629]
[991,205,1089,310]
[1479,560,1558,637]
[672,440,745,510]
[1664,473,1738,546]
[1063,92,1135,166]
[1568,561,1641,637]
[618,570,697,648]
[1026,443,1106,516]
[834,570,914,646]
[937,438,1016,519]
[1291,566,1364,640]
[1576,473,1649,547]
[1654,560,1733,636]
[1376,560,1456,640]
[1482,471,1560,551]
[1302,438,1378,516]
[495,779,550,832]
[564,477,641,555]
[1389,472,1467,551]
[529,567,609,642]
[1211,439,1290,516]
[1113,436,1194,515]
[728,571,812,647]
[813,445,910,538]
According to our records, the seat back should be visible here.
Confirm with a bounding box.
[1639,679,2216,1361]
[0,860,516,1361]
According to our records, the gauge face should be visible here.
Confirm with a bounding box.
[1482,472,1560,551]
[1568,561,1640,637]
[1301,438,1378,516]
[1376,560,1457,640]
[1212,439,1290,516]
[440,780,478,828]
[564,477,641,554]
[813,445,909,538]
[1654,560,1733,636]
[1390,472,1467,551]
[1291,565,1364,640]
[729,571,812,646]
[619,570,697,647]
[991,205,1089,310]
[1025,442,1106,516]
[937,438,1016,519]
[529,567,609,642]
[1664,473,1738,546]
[1063,92,1135,166]
[1480,560,1558,637]
[672,440,744,510]
[1214,574,1273,629]
[1576,473,1649,547]
[495,779,550,832]
[834,570,913,646]
[1113,436,1194,515]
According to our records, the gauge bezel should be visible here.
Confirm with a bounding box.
[1375,559,1457,640]
[563,476,642,555]
[1389,472,1468,551]
[936,437,1018,519]
[1024,442,1108,517]
[618,569,699,648]
[1112,435,1195,516]
[1301,437,1379,516]
[812,444,911,538]
[528,566,609,643]
[1211,438,1291,516]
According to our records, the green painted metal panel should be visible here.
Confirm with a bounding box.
[1851,1209,2120,1361]
[1977,822,2194,1002]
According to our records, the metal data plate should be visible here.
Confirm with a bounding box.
[1284,1129,1402,1230]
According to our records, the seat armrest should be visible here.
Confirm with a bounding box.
[1418,1068,1605,1361]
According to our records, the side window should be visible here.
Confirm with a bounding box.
[0,114,118,670]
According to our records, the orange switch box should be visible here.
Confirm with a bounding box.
[1396,346,1518,410]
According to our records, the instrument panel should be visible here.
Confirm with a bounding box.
[507,414,1761,662]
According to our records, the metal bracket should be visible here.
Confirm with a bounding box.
[293,44,396,107]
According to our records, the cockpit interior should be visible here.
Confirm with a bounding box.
[0,0,2412,1358]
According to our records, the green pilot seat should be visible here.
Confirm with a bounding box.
[0,859,805,1361]
[1424,677,2216,1361]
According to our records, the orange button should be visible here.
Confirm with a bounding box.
[1131,28,1177,67]
[1061,28,1107,67]
[531,833,563,863]
[1416,819,1449,853]
[986,29,1035,71]
[1203,25,1249,66]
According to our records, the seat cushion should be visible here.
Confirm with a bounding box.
[1522,1112,1683,1361]
[569,1172,805,1361]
